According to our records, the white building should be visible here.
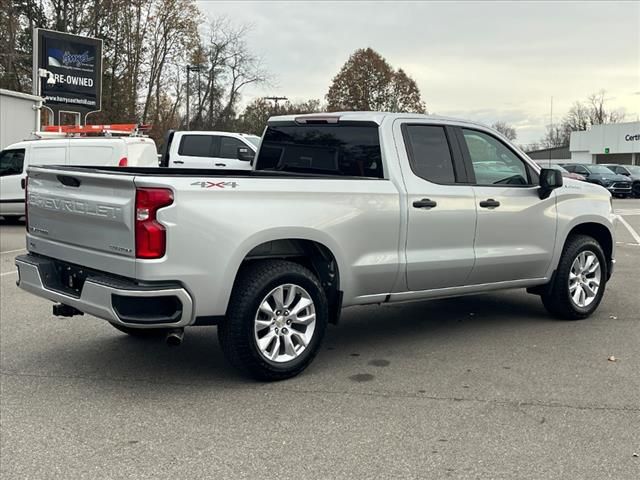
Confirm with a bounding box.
[570,121,640,165]
[0,89,43,150]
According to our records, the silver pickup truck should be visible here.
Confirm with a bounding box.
[16,112,617,380]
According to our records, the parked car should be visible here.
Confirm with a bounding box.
[600,164,640,198]
[160,130,260,170]
[17,112,617,380]
[561,163,632,197]
[534,162,586,181]
[0,132,158,221]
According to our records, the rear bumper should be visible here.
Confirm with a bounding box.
[15,254,194,328]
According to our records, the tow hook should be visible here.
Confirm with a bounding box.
[165,328,184,347]
[52,303,84,317]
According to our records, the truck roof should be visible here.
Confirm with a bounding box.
[268,111,492,129]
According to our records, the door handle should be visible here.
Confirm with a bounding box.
[413,198,437,209]
[172,160,184,164]
[215,163,226,167]
[479,198,500,208]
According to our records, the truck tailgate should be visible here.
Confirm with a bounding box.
[26,166,137,277]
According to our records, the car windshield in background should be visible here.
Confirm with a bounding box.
[587,165,617,174]
[245,136,261,148]
[256,123,383,178]
[625,166,640,174]
[0,149,25,177]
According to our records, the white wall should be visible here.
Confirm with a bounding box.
[570,151,592,164]
[0,89,42,150]
[570,121,640,156]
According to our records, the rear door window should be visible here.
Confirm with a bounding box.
[402,125,456,184]
[178,135,219,157]
[256,123,383,178]
[0,149,26,176]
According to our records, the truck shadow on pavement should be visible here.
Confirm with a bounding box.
[30,290,567,387]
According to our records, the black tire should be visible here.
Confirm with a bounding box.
[218,260,328,381]
[541,234,607,320]
[110,323,168,338]
[632,182,640,198]
[2,215,23,224]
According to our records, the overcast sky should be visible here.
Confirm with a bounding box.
[198,1,640,145]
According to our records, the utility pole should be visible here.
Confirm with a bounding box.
[264,96,288,111]
[186,64,204,129]
[549,96,553,166]
[186,67,190,129]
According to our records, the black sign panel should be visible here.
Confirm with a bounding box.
[35,29,102,114]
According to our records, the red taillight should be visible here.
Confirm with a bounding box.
[118,157,128,167]
[135,188,173,259]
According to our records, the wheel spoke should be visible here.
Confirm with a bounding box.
[272,286,285,309]
[291,331,308,348]
[255,318,272,329]
[583,283,596,298]
[284,285,297,309]
[258,331,276,351]
[282,335,296,356]
[291,296,313,316]
[269,336,281,360]
[259,301,275,318]
[292,313,316,326]
[572,285,583,305]
[584,254,595,272]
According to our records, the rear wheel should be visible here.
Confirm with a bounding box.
[110,323,168,338]
[218,260,328,381]
[541,235,607,320]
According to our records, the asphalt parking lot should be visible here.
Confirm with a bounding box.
[1,199,639,479]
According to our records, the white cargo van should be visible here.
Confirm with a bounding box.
[161,131,260,170]
[0,135,158,220]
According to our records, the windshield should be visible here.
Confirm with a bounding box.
[625,166,640,175]
[587,165,617,174]
[0,149,26,177]
[244,136,261,148]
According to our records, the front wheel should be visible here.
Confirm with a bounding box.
[218,260,328,381]
[541,235,607,320]
[632,182,640,198]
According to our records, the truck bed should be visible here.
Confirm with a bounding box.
[35,165,382,180]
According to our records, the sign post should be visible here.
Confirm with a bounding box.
[33,29,103,126]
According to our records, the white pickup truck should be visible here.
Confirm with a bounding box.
[160,130,259,170]
[16,112,617,380]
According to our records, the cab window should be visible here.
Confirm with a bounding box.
[0,149,26,176]
[462,129,531,186]
[219,137,247,159]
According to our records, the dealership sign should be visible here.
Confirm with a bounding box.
[33,29,102,115]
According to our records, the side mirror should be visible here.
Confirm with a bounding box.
[539,168,563,199]
[237,146,255,162]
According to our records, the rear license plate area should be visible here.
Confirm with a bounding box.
[40,260,89,297]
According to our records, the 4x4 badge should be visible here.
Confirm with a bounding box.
[191,181,238,189]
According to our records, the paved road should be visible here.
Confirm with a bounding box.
[1,200,639,479]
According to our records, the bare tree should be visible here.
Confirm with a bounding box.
[491,121,517,141]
